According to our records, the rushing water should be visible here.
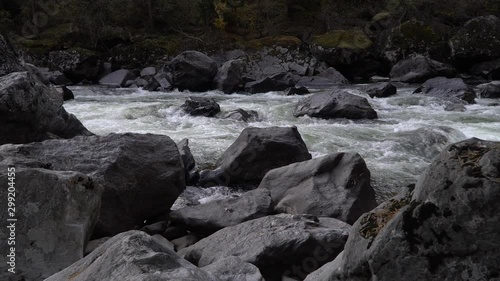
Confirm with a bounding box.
[65,85,500,204]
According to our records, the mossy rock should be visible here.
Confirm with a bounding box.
[312,30,373,50]
[242,36,303,50]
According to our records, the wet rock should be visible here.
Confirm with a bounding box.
[366,82,397,98]
[170,189,273,235]
[178,138,196,171]
[221,108,260,122]
[198,126,311,187]
[259,153,377,224]
[390,54,456,83]
[203,256,265,281]
[478,81,500,98]
[245,72,296,94]
[294,91,378,120]
[287,86,310,96]
[181,97,221,117]
[0,71,92,145]
[0,168,103,281]
[215,59,246,94]
[55,86,75,101]
[49,49,101,83]
[296,76,347,89]
[0,133,185,237]
[180,214,350,281]
[309,138,500,281]
[45,231,215,281]
[450,15,500,63]
[414,77,476,104]
[98,69,136,87]
[170,51,218,92]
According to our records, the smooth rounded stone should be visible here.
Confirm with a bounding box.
[390,54,456,83]
[0,133,185,237]
[478,81,500,98]
[180,214,350,280]
[366,82,397,98]
[450,15,500,62]
[0,168,103,281]
[319,138,500,281]
[258,153,377,224]
[470,59,500,80]
[48,49,101,83]
[221,108,260,122]
[444,102,466,112]
[98,69,136,87]
[296,76,346,89]
[140,221,169,235]
[85,237,111,256]
[245,72,296,94]
[182,97,221,117]
[203,256,264,281]
[287,86,310,96]
[45,231,216,281]
[178,138,196,171]
[170,189,273,235]
[414,77,476,104]
[197,126,312,187]
[172,233,200,252]
[294,91,378,120]
[140,66,157,77]
[170,51,218,92]
[163,225,188,241]
[0,71,92,145]
[215,59,246,94]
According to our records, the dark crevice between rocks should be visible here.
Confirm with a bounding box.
[402,202,440,253]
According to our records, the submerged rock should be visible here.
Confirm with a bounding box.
[414,77,476,104]
[306,138,500,281]
[198,126,311,187]
[181,97,221,117]
[0,71,92,145]
[170,51,218,92]
[258,153,377,224]
[390,54,456,83]
[221,108,260,122]
[0,168,103,281]
[45,231,215,281]
[294,91,378,120]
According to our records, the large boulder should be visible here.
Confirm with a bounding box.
[180,214,351,280]
[98,69,136,87]
[198,127,311,187]
[414,77,476,104]
[0,71,92,145]
[258,153,377,224]
[48,49,101,83]
[170,51,218,92]
[214,59,246,94]
[203,256,265,281]
[0,168,103,281]
[45,231,216,281]
[181,97,221,117]
[307,138,500,281]
[390,54,456,83]
[0,133,185,237]
[245,72,296,94]
[170,189,273,235]
[0,34,25,76]
[478,81,500,98]
[366,82,397,98]
[450,15,500,63]
[294,91,378,120]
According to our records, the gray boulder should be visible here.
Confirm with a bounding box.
[180,214,351,280]
[390,54,456,83]
[203,256,265,281]
[366,82,397,98]
[245,72,296,94]
[170,189,273,235]
[0,71,92,145]
[181,97,221,117]
[45,231,216,281]
[221,108,260,122]
[178,138,196,171]
[414,77,476,104]
[215,59,246,94]
[258,153,377,224]
[450,15,500,62]
[0,34,24,76]
[198,126,311,187]
[170,51,218,92]
[98,69,136,87]
[312,138,500,281]
[0,133,185,237]
[0,168,103,281]
[294,91,378,120]
[140,66,157,78]
[143,72,172,91]
[48,49,101,83]
[296,76,347,89]
[478,81,500,98]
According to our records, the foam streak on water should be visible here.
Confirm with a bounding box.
[65,86,500,202]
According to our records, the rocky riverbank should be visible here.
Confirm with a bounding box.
[1,15,500,281]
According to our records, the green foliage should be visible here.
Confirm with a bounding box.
[312,30,373,49]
